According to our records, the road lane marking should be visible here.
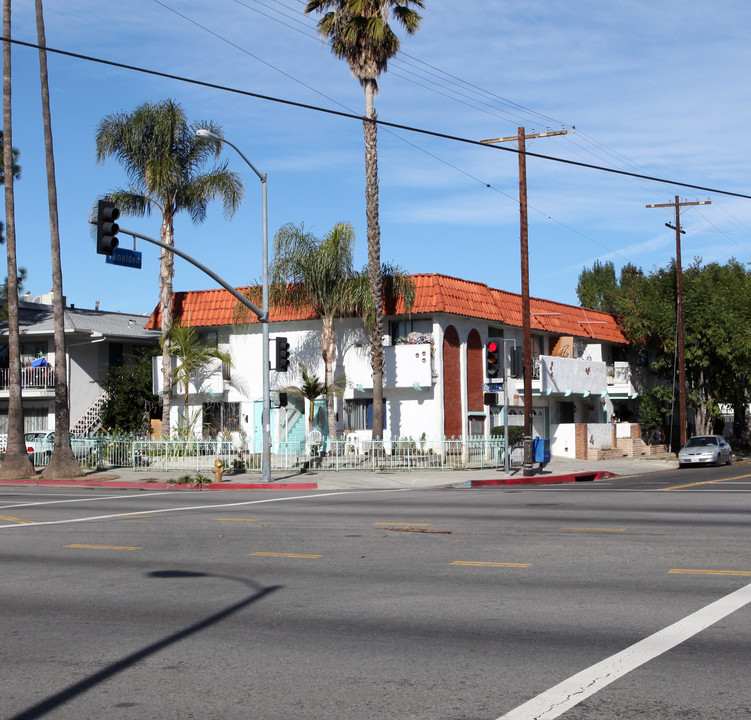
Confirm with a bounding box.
[561,527,625,532]
[216,518,261,522]
[0,492,176,511]
[66,544,142,551]
[0,515,34,525]
[0,489,410,530]
[660,472,751,491]
[250,552,321,559]
[497,580,751,719]
[451,561,531,568]
[118,515,154,519]
[670,568,751,577]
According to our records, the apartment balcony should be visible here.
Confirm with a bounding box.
[348,342,435,392]
[0,366,56,396]
[606,360,639,398]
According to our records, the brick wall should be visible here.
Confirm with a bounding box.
[443,325,461,438]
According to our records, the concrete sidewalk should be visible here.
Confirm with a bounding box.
[0,455,682,492]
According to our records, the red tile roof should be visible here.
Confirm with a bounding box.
[145,273,626,344]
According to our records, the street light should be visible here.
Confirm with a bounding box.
[196,128,271,483]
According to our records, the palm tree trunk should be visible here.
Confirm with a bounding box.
[322,315,338,448]
[159,211,175,438]
[0,0,34,478]
[36,0,81,478]
[363,80,384,441]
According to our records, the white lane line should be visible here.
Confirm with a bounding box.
[0,492,175,511]
[497,580,751,720]
[0,489,409,529]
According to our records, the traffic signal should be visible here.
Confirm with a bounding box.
[96,200,120,255]
[486,340,501,378]
[275,336,290,371]
[278,392,288,408]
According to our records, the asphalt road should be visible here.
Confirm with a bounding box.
[1,465,750,719]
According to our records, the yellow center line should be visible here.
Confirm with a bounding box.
[216,518,261,522]
[451,560,531,568]
[66,544,142,551]
[669,568,751,576]
[661,472,751,491]
[561,527,626,532]
[0,515,35,525]
[373,522,430,526]
[250,552,321,559]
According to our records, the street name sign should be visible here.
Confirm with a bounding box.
[106,248,142,269]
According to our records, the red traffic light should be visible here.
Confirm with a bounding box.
[487,341,498,353]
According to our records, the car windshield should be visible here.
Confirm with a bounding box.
[685,437,718,448]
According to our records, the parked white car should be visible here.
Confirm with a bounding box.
[25,431,99,463]
[677,435,732,468]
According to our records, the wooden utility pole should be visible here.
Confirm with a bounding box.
[646,196,711,448]
[482,127,567,476]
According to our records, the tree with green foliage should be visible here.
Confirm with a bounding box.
[304,0,423,441]
[95,100,243,438]
[283,362,346,437]
[100,348,159,435]
[584,257,751,440]
[254,221,414,442]
[164,322,232,435]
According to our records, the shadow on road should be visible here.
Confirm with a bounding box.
[9,571,281,720]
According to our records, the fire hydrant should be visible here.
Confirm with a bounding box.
[212,459,226,483]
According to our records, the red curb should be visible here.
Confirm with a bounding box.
[469,471,617,487]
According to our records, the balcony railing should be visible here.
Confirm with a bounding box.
[0,366,56,390]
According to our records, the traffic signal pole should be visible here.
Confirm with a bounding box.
[114,226,266,321]
[482,127,567,475]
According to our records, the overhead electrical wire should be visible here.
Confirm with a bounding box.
[5,36,746,203]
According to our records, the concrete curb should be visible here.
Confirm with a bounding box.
[0,477,319,491]
[0,471,617,491]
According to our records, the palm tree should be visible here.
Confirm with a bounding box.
[304,0,424,440]
[165,322,232,436]
[267,221,358,442]
[95,100,243,438]
[36,0,81,478]
[0,0,35,478]
[283,362,345,437]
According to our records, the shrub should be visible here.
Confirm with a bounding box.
[490,426,524,446]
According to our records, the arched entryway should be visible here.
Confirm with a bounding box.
[442,325,461,438]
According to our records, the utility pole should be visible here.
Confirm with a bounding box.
[482,127,567,476]
[646,196,711,448]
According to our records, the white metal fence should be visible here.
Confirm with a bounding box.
[19,437,512,473]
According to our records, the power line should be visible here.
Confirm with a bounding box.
[3,36,750,202]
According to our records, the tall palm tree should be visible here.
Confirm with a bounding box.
[164,321,232,433]
[95,100,243,438]
[0,0,34,478]
[36,0,81,478]
[263,222,414,442]
[268,221,357,441]
[304,0,424,440]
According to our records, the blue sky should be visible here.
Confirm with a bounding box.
[5,0,751,315]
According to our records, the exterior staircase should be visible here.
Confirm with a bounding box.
[71,392,108,436]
